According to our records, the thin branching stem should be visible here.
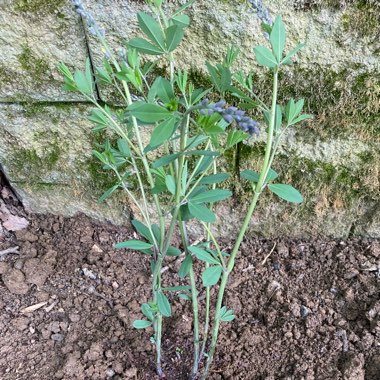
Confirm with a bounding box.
[201,69,279,380]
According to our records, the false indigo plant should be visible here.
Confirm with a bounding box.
[59,0,312,378]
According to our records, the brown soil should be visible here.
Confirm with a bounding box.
[0,176,379,380]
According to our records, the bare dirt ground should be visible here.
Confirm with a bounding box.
[0,174,379,380]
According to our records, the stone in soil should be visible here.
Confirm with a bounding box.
[2,267,29,294]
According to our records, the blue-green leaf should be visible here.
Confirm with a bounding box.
[254,46,278,68]
[114,240,153,250]
[270,16,286,62]
[88,108,109,128]
[178,254,193,278]
[74,60,93,94]
[141,303,154,321]
[199,173,230,185]
[152,153,180,168]
[98,184,119,203]
[149,77,175,103]
[157,291,171,317]
[167,246,182,256]
[189,246,220,265]
[226,130,248,148]
[137,12,165,50]
[128,102,171,123]
[165,174,176,195]
[131,220,154,243]
[165,25,185,52]
[128,38,164,56]
[240,170,260,182]
[190,189,232,204]
[288,114,313,126]
[133,319,152,329]
[171,14,190,28]
[188,202,216,223]
[202,266,223,287]
[220,306,235,322]
[268,184,303,203]
[172,0,195,17]
[150,117,177,148]
[266,168,279,182]
[282,43,305,65]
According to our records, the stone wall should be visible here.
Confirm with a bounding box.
[0,0,379,238]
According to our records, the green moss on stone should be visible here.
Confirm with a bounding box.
[14,0,67,13]
[341,2,380,40]
[255,65,380,142]
[18,45,50,84]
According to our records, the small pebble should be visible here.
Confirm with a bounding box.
[106,368,116,377]
[300,305,311,318]
[51,333,64,342]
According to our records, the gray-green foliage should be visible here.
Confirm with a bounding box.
[59,1,312,378]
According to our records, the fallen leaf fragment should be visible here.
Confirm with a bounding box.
[20,301,48,314]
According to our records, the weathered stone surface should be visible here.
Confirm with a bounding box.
[2,268,30,295]
[0,0,88,101]
[0,0,379,237]
[0,103,130,225]
[81,0,379,103]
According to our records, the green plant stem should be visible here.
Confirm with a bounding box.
[199,149,217,368]
[178,221,200,378]
[101,40,168,375]
[200,69,279,380]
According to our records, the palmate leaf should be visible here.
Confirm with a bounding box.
[288,114,313,126]
[73,58,94,94]
[88,108,109,129]
[220,306,236,322]
[254,46,278,68]
[128,102,171,123]
[240,169,278,183]
[131,219,154,243]
[226,130,248,148]
[268,184,303,203]
[275,104,283,131]
[128,37,164,56]
[137,12,165,51]
[148,77,175,103]
[141,303,155,321]
[188,246,220,265]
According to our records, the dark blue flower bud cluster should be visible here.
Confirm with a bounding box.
[71,0,105,38]
[248,0,273,26]
[199,99,260,136]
